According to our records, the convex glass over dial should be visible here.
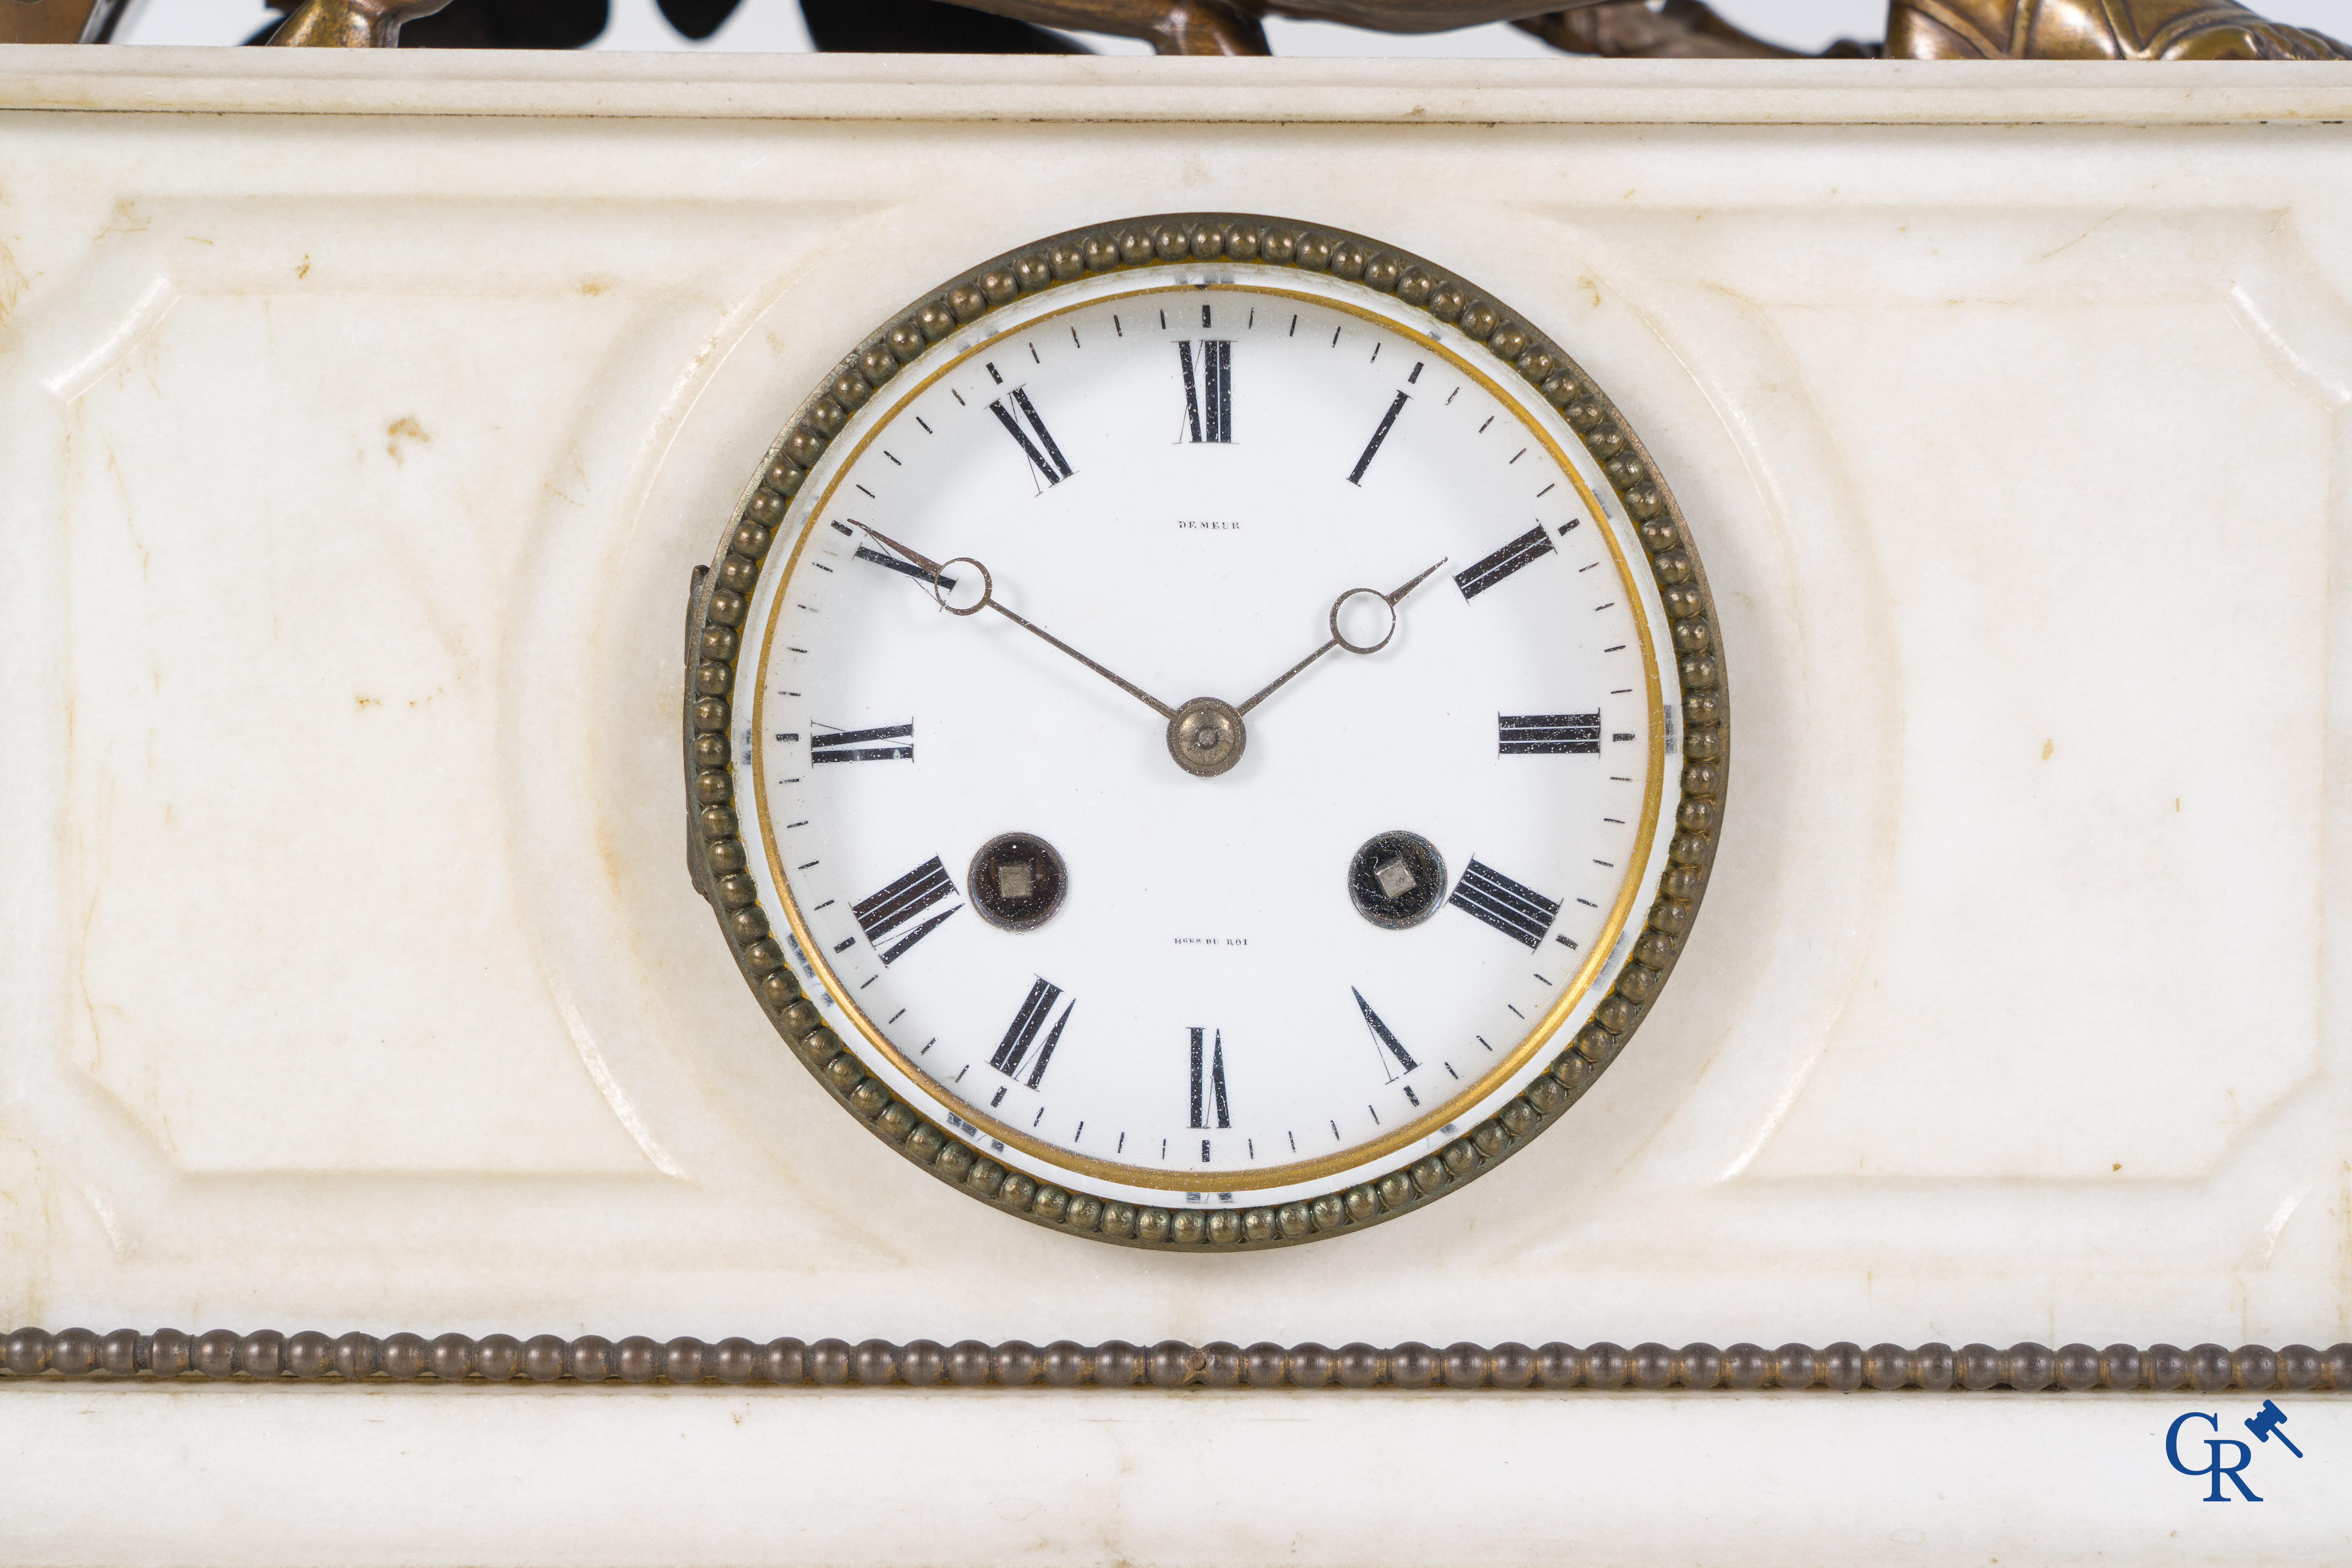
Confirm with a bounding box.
[688,216,1727,1250]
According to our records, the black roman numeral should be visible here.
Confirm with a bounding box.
[1448,858,1561,949]
[1499,712,1599,755]
[852,855,960,964]
[1455,526,1555,601]
[1346,391,1409,485]
[992,977,1074,1088]
[988,388,1073,487]
[1352,987,1418,1082]
[1178,341,1232,443]
[811,722,914,764]
[852,544,956,590]
[1188,1027,1230,1129]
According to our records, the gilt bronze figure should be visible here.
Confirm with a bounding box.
[947,0,2347,58]
[2,0,2341,67]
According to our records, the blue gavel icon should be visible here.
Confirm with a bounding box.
[2245,1399,2304,1458]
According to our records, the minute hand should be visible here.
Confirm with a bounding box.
[855,523,1175,720]
[1234,558,1448,717]
[987,597,1176,719]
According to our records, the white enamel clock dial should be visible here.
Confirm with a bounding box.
[710,227,1717,1237]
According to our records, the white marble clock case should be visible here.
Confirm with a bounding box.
[2,47,2351,1566]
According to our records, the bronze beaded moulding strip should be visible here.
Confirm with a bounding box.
[688,212,1726,1248]
[4,1330,2349,1394]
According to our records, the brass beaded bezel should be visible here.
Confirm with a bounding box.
[10,1329,2348,1394]
[684,213,1728,1251]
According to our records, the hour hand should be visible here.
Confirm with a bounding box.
[1234,557,1447,717]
